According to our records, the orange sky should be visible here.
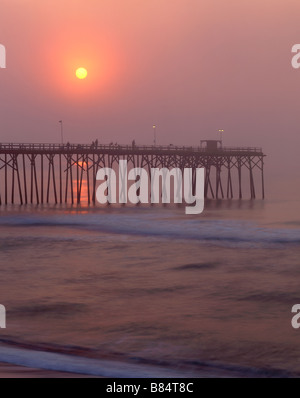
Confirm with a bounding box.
[1,0,300,190]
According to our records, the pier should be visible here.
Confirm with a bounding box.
[0,141,265,205]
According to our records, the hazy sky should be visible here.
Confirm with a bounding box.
[1,0,300,192]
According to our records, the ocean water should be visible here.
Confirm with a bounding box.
[0,199,300,377]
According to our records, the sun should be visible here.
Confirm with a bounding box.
[76,67,88,79]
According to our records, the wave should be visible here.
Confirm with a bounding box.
[0,346,188,378]
[0,210,300,248]
[0,339,296,378]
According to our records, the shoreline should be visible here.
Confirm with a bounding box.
[0,362,97,378]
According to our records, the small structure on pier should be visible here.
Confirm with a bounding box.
[0,142,265,205]
[200,140,222,151]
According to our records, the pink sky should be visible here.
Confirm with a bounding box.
[1,0,300,193]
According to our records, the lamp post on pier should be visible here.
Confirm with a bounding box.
[218,129,224,147]
[153,125,156,146]
[59,120,64,144]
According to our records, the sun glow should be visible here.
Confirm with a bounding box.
[42,32,122,101]
[76,67,88,79]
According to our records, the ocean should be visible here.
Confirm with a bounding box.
[0,199,300,377]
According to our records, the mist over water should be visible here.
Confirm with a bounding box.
[0,197,299,376]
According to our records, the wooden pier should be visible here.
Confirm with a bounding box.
[0,142,265,205]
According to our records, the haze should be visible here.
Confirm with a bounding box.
[0,0,300,198]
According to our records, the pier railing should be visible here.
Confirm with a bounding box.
[0,143,263,154]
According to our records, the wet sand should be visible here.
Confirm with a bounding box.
[0,362,97,378]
